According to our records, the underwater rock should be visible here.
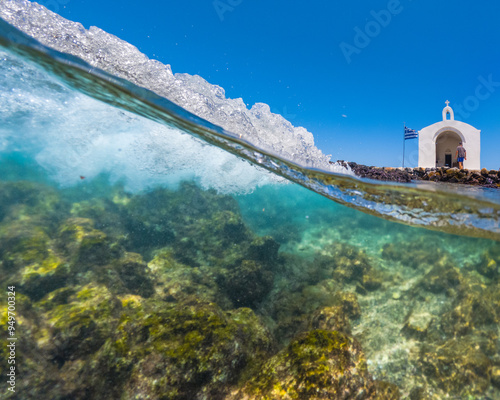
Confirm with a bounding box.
[322,242,373,284]
[360,269,383,292]
[382,241,449,270]
[438,286,497,336]
[230,329,378,400]
[419,263,462,295]
[20,252,70,302]
[0,219,71,300]
[247,235,280,264]
[122,182,241,259]
[0,180,66,226]
[475,246,500,279]
[419,337,492,396]
[212,210,250,244]
[70,196,129,244]
[0,220,51,271]
[115,298,273,400]
[112,252,154,298]
[41,283,121,366]
[57,217,122,267]
[333,291,361,320]
[408,386,431,400]
[148,248,232,309]
[401,305,434,340]
[491,366,500,389]
[24,289,273,399]
[261,278,342,345]
[372,380,401,400]
[309,305,352,334]
[223,259,274,308]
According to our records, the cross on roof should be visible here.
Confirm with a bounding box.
[445,100,450,106]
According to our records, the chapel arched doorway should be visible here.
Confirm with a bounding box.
[435,131,462,168]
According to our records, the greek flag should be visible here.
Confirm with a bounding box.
[404,126,418,140]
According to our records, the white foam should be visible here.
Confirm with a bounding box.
[0,49,284,192]
[0,0,348,173]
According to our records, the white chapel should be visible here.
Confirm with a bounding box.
[418,101,481,170]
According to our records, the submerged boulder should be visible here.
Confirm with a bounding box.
[112,252,154,298]
[382,241,449,270]
[419,337,492,396]
[321,242,374,285]
[418,263,462,295]
[438,286,498,336]
[231,329,378,400]
[57,217,122,267]
[20,252,69,301]
[222,259,274,308]
[0,180,66,226]
[247,236,280,264]
[0,219,70,300]
[115,299,273,400]
[475,245,500,279]
[148,248,232,308]
[0,220,51,271]
[309,305,352,335]
[40,284,121,365]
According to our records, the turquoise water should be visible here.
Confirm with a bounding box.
[1,3,500,399]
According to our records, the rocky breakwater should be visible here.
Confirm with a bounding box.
[411,167,500,187]
[337,161,500,188]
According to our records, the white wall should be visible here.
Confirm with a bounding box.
[418,120,481,170]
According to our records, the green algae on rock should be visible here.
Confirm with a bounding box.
[147,247,232,308]
[230,329,386,400]
[115,298,273,400]
[222,259,274,308]
[42,284,121,364]
[419,337,492,397]
[310,305,352,335]
[2,174,500,398]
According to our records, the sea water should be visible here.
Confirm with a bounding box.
[1,1,500,399]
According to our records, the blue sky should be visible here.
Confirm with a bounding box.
[53,0,500,169]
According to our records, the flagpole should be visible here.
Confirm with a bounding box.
[402,123,405,168]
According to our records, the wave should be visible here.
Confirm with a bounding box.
[0,0,336,171]
[0,0,499,241]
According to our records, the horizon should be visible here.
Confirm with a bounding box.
[40,0,500,170]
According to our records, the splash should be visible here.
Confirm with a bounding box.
[0,0,338,172]
[0,1,499,241]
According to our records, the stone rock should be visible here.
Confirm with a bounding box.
[118,299,273,400]
[401,306,434,340]
[439,289,497,336]
[475,246,500,279]
[112,252,154,298]
[223,259,274,308]
[57,218,121,267]
[334,161,500,187]
[247,235,280,264]
[419,337,491,396]
[491,366,500,389]
[231,330,377,400]
[372,380,401,400]
[148,248,231,308]
[333,291,361,320]
[309,305,352,334]
[419,263,461,294]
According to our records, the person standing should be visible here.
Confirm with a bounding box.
[455,142,467,169]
